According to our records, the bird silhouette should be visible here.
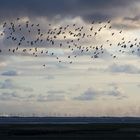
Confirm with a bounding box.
[0,17,138,68]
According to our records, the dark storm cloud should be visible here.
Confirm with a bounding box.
[0,0,138,22]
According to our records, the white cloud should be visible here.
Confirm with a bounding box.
[106,86,126,99]
[0,62,7,67]
[0,79,15,89]
[74,86,126,101]
[47,90,65,94]
[45,75,55,80]
[107,63,140,74]
[0,92,20,101]
[73,88,100,101]
[0,79,33,92]
[1,70,20,76]
[37,94,66,102]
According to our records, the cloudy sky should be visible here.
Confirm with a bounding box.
[0,0,140,117]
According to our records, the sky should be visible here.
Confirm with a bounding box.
[0,0,140,117]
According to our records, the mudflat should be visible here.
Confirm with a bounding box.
[0,123,140,140]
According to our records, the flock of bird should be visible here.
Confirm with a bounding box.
[0,17,140,67]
